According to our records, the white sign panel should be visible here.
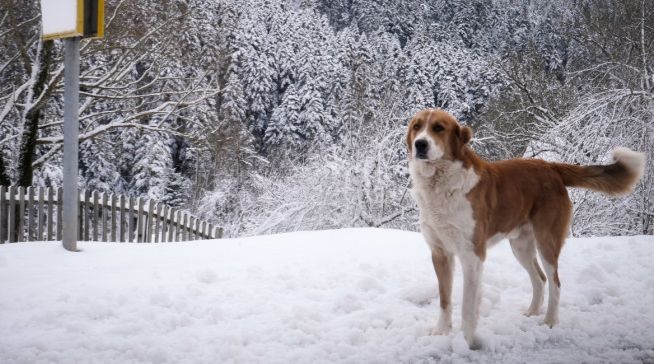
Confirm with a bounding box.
[41,0,81,40]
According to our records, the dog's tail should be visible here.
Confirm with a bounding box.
[551,147,645,196]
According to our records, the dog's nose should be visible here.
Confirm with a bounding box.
[414,139,428,155]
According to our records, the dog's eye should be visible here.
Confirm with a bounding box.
[413,124,421,131]
[432,124,444,132]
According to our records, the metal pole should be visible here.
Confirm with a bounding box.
[62,37,80,252]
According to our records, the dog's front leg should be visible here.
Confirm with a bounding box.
[460,252,483,350]
[431,246,454,335]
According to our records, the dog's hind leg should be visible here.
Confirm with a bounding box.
[509,226,546,317]
[532,194,572,328]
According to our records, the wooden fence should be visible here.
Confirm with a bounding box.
[0,186,222,244]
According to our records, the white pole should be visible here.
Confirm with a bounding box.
[62,37,80,252]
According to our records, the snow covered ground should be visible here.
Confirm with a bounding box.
[1,228,653,363]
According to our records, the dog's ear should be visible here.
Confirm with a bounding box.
[406,118,414,154]
[459,126,472,144]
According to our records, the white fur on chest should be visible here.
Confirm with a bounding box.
[409,160,479,255]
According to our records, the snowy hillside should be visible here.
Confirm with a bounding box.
[1,229,653,363]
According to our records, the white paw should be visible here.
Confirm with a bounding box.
[541,316,559,328]
[522,306,541,317]
[431,312,452,335]
[429,324,452,336]
[464,333,483,350]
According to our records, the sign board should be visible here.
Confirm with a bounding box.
[41,0,104,40]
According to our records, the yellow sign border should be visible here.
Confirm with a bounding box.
[41,0,104,40]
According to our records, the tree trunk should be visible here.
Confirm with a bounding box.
[17,40,54,187]
[0,151,9,186]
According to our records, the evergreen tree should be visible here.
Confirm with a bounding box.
[130,132,172,199]
[79,140,121,193]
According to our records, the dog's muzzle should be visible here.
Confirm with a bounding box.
[414,139,429,159]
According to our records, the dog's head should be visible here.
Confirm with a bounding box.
[406,109,472,162]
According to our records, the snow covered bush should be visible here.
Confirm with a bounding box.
[528,89,653,236]
[198,118,417,237]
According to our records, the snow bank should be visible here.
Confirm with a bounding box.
[1,229,653,363]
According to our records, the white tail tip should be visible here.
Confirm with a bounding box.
[613,147,646,180]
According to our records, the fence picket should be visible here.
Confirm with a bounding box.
[37,187,44,240]
[153,203,161,243]
[175,210,182,241]
[47,188,54,240]
[187,216,193,241]
[92,191,99,242]
[17,187,25,242]
[127,196,135,243]
[119,195,126,242]
[56,187,63,240]
[192,218,199,240]
[0,186,5,243]
[101,192,108,242]
[161,205,168,243]
[181,213,188,242]
[77,190,82,240]
[26,187,34,241]
[8,186,16,243]
[110,193,116,242]
[135,198,143,243]
[83,190,91,241]
[167,208,175,242]
[170,210,176,241]
[147,199,155,243]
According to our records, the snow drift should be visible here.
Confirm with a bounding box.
[1,229,653,363]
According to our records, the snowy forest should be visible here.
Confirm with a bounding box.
[1,0,652,237]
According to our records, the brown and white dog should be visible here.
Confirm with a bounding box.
[407,108,645,349]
